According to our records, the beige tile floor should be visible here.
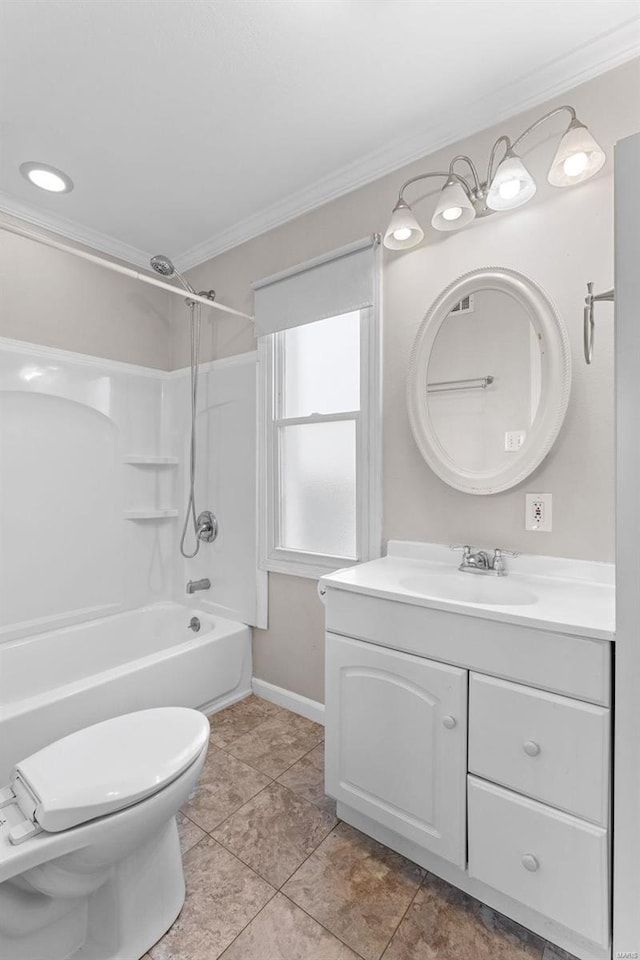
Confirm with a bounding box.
[146,695,578,960]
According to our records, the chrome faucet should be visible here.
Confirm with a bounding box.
[452,546,518,577]
[186,578,210,594]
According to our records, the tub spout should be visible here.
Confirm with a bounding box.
[186,578,211,594]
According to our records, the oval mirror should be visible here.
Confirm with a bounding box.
[407,268,571,494]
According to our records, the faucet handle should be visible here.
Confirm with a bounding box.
[450,545,472,569]
[492,547,519,574]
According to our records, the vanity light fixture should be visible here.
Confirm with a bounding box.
[383,106,605,249]
[19,161,74,193]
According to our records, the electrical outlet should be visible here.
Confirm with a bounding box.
[505,430,526,452]
[525,493,552,531]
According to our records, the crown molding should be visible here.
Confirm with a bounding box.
[0,193,152,268]
[1,22,637,274]
[175,25,638,271]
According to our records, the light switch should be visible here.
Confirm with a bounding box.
[525,493,552,532]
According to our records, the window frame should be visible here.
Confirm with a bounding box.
[258,263,382,579]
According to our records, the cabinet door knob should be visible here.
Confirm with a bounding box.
[523,740,541,757]
[442,715,457,729]
[522,854,539,872]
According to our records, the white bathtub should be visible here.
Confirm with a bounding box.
[0,602,252,781]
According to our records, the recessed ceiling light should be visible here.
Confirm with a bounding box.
[19,161,74,193]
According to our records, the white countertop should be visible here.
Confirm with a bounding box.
[321,541,615,641]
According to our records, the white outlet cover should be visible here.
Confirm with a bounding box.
[505,430,526,452]
[525,493,552,532]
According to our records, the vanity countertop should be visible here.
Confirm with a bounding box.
[320,541,615,642]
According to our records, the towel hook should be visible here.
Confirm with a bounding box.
[584,282,614,364]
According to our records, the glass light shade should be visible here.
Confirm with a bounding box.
[486,152,536,211]
[431,180,476,232]
[547,122,605,187]
[383,201,424,250]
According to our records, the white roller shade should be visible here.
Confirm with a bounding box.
[252,236,378,337]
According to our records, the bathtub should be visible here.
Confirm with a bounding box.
[0,602,252,781]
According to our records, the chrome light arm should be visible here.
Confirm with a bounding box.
[395,170,474,206]
[449,155,483,196]
[510,105,577,153]
[485,107,578,187]
[486,135,512,191]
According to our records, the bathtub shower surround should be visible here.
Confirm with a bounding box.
[164,350,267,626]
[0,338,263,764]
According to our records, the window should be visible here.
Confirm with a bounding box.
[255,237,381,578]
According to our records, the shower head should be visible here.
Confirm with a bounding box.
[150,254,196,296]
[150,254,174,277]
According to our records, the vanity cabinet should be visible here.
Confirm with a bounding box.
[325,633,467,865]
[322,578,613,960]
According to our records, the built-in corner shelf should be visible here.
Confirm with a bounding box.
[123,456,178,466]
[124,509,179,520]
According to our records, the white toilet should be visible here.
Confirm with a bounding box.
[0,707,210,960]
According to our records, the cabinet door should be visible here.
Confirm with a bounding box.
[325,633,467,866]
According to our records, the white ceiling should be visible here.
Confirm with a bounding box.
[0,0,637,269]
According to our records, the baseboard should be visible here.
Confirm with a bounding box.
[251,678,325,725]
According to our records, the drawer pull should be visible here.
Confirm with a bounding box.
[522,854,539,872]
[523,740,541,757]
[442,715,457,729]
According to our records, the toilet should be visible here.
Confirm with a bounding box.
[0,707,210,960]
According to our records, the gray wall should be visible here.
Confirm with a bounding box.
[175,59,638,704]
[0,223,171,369]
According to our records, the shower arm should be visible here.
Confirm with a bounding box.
[0,217,255,322]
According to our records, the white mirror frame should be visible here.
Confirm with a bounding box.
[407,267,571,495]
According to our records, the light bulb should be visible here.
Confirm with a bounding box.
[19,161,74,193]
[498,179,521,200]
[487,151,536,211]
[548,120,605,187]
[29,170,66,191]
[562,151,588,177]
[383,200,424,250]
[431,179,475,232]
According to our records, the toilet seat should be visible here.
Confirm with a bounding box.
[3,708,210,838]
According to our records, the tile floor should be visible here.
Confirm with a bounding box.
[146,695,578,960]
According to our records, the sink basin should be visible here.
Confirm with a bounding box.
[399,572,537,606]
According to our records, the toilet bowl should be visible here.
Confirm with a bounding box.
[0,707,210,960]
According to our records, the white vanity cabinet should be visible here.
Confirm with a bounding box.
[322,549,614,960]
[325,633,467,866]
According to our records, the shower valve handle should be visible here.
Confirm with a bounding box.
[197,510,218,543]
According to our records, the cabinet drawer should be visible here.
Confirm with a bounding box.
[469,673,609,824]
[468,776,609,948]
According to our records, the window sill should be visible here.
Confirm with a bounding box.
[259,554,359,580]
